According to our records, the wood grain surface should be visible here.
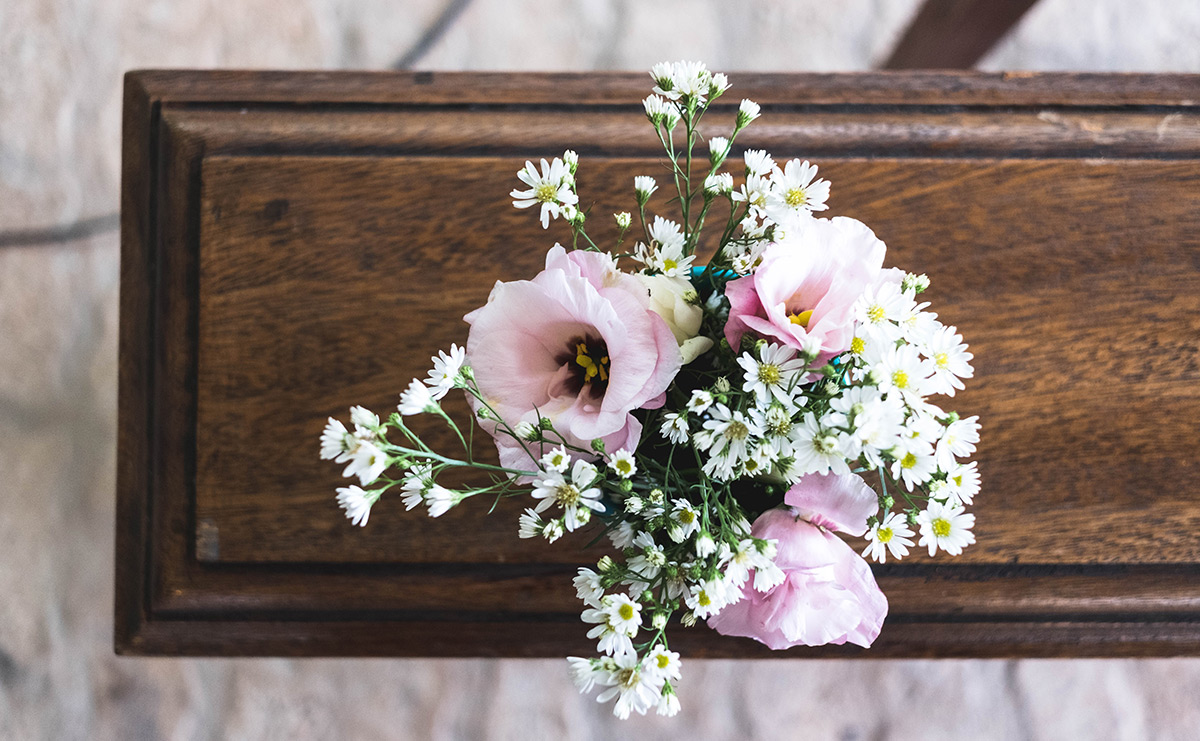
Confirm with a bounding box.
[118,71,1200,657]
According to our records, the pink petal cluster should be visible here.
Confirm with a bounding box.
[708,473,887,649]
[465,245,681,471]
[724,216,886,364]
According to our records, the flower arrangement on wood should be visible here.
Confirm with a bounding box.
[320,61,979,719]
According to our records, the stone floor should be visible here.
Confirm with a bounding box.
[2,0,1199,738]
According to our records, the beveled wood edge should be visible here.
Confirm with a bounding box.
[116,617,1200,658]
[116,70,1200,656]
[126,69,1200,107]
[115,72,156,655]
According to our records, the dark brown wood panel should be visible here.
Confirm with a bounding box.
[118,70,1200,657]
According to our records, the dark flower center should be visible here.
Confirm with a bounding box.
[556,335,610,398]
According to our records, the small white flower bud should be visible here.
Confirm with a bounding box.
[614,211,632,230]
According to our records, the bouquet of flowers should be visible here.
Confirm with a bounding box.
[320,61,979,719]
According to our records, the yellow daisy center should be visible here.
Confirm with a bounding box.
[757,364,781,385]
[850,336,865,354]
[615,459,633,475]
[866,305,886,323]
[935,351,950,368]
[535,183,558,203]
[892,370,909,389]
[618,603,635,621]
[725,420,750,441]
[900,452,917,469]
[785,187,807,207]
[663,258,678,271]
[555,483,581,507]
[697,590,711,607]
[656,654,671,669]
[678,509,696,525]
[877,526,894,543]
[932,517,952,538]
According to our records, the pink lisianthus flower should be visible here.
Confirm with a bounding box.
[465,244,681,472]
[723,216,887,365]
[708,474,887,649]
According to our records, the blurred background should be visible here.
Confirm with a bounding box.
[2,0,1200,738]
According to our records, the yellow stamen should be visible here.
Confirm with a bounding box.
[850,337,865,355]
[534,183,558,203]
[785,187,806,207]
[618,603,635,621]
[788,309,813,327]
[574,343,610,382]
[663,258,678,271]
[932,518,952,538]
[877,527,894,543]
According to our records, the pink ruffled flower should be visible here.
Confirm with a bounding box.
[723,216,886,364]
[708,474,887,649]
[465,245,681,471]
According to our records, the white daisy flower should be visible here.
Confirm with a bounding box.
[742,149,774,176]
[336,485,378,527]
[889,435,936,490]
[668,499,702,543]
[700,405,762,475]
[608,449,637,479]
[660,412,690,444]
[709,71,730,97]
[425,485,461,518]
[574,567,606,607]
[829,386,905,468]
[704,172,734,195]
[670,60,712,102]
[873,344,934,401]
[853,281,914,339]
[398,378,438,416]
[737,342,808,407]
[349,405,380,435]
[643,94,680,129]
[541,445,571,473]
[943,460,981,505]
[531,459,604,531]
[737,98,761,128]
[424,343,466,399]
[634,175,659,202]
[936,415,981,470]
[656,685,681,717]
[542,518,565,543]
[320,417,353,461]
[583,593,642,657]
[923,324,975,397]
[649,61,676,95]
[608,520,637,549]
[791,412,851,477]
[645,644,682,684]
[341,438,388,486]
[766,159,830,220]
[863,512,916,563]
[647,215,685,250]
[567,656,611,694]
[596,651,660,720]
[686,390,714,414]
[731,173,772,215]
[648,241,695,279]
[510,157,578,229]
[708,136,730,166]
[685,576,732,619]
[518,507,543,539]
[917,501,976,556]
[400,463,433,510]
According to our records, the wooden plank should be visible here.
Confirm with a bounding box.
[117,71,1200,657]
[884,0,1041,70]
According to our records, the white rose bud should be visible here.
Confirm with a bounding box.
[635,274,714,365]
